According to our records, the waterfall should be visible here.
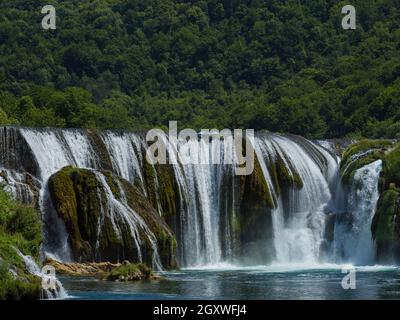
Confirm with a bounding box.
[20,129,77,261]
[20,129,74,181]
[16,249,68,300]
[63,130,98,168]
[101,132,146,193]
[255,134,338,264]
[333,160,382,265]
[178,138,223,266]
[93,172,162,270]
[0,169,35,204]
[0,126,390,269]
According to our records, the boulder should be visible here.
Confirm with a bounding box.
[48,167,177,269]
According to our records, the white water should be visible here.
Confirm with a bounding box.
[0,127,389,270]
[63,130,97,168]
[20,129,77,261]
[94,172,162,270]
[333,160,382,265]
[172,134,237,266]
[255,134,338,264]
[101,132,146,193]
[183,139,218,264]
[20,129,73,181]
[0,169,35,204]
[16,249,68,300]
[15,129,161,265]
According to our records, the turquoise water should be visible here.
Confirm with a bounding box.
[60,264,400,300]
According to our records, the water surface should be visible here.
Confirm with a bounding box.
[60,264,400,300]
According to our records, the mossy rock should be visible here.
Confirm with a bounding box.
[371,188,400,263]
[143,160,179,219]
[86,129,113,171]
[270,152,303,191]
[48,166,96,261]
[106,262,152,282]
[238,157,275,263]
[119,177,177,269]
[340,140,393,185]
[380,144,400,191]
[48,167,177,268]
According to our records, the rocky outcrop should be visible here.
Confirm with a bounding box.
[340,140,394,185]
[380,144,400,191]
[341,140,400,263]
[47,259,158,282]
[237,145,305,264]
[371,144,400,263]
[48,167,177,268]
[105,262,155,282]
[372,187,400,263]
[46,259,120,276]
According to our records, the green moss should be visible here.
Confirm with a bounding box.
[49,167,177,268]
[381,144,400,190]
[265,151,303,197]
[120,177,177,269]
[340,140,393,185]
[341,140,392,167]
[367,143,400,262]
[267,153,280,196]
[48,166,121,260]
[104,171,121,199]
[48,166,92,260]
[0,187,42,300]
[239,157,275,233]
[106,263,152,281]
[231,213,241,233]
[143,160,178,219]
[372,189,400,243]
[275,153,303,189]
[86,129,113,171]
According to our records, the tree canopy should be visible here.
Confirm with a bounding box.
[0,0,399,139]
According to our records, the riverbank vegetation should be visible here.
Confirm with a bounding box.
[0,186,42,299]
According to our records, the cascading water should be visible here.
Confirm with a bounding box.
[16,249,68,299]
[255,134,338,264]
[0,126,389,269]
[101,132,147,193]
[333,160,383,265]
[20,129,80,261]
[0,169,35,204]
[177,138,224,266]
[93,172,162,270]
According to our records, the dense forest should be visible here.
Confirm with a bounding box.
[0,0,399,139]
